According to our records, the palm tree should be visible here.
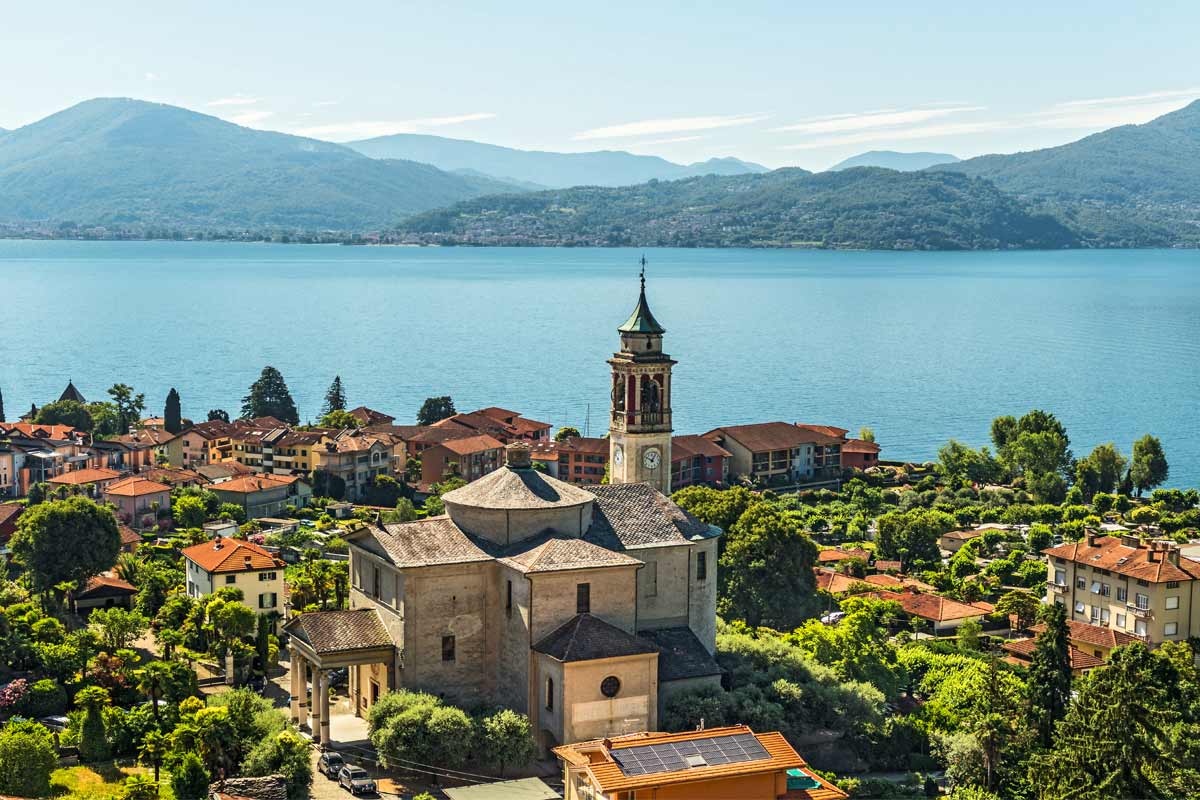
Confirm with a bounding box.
[136,662,170,725]
[138,729,167,782]
[114,553,143,584]
[123,774,157,800]
[156,628,183,660]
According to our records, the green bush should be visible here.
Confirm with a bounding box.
[15,678,67,717]
[0,719,57,796]
[171,752,211,800]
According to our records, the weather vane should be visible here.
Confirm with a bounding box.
[639,254,647,291]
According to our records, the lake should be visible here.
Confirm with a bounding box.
[1,241,1197,487]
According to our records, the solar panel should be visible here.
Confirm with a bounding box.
[611,733,771,776]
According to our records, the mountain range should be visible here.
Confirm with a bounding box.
[346,133,769,188]
[398,168,1078,250]
[829,150,960,171]
[0,98,518,230]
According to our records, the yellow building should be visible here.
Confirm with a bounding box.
[181,537,286,624]
[1043,534,1200,643]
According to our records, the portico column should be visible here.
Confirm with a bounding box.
[307,661,317,734]
[318,669,331,745]
[289,653,303,723]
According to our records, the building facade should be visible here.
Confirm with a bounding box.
[182,537,285,624]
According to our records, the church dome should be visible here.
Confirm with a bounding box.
[441,443,596,545]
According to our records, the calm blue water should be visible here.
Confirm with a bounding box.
[1,241,1197,487]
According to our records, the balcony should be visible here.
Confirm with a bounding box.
[1126,604,1153,619]
[1045,581,1068,595]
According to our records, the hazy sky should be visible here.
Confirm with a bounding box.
[4,1,1200,169]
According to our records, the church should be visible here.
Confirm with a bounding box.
[285,272,723,751]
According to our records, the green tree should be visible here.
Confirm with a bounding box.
[479,709,536,775]
[555,426,582,442]
[937,440,1001,484]
[34,399,94,431]
[323,375,347,416]
[241,366,299,425]
[170,752,210,800]
[416,396,456,426]
[956,618,982,651]
[393,498,418,522]
[858,426,876,443]
[1130,434,1169,496]
[164,388,183,434]
[1027,603,1072,749]
[174,494,208,529]
[76,685,112,762]
[242,730,313,800]
[87,401,123,437]
[208,409,230,423]
[139,729,168,782]
[1076,443,1125,497]
[0,719,57,797]
[108,383,146,433]
[719,504,819,629]
[672,485,753,531]
[875,508,951,570]
[90,607,150,651]
[317,409,361,429]
[993,590,1039,631]
[11,496,121,594]
[218,502,247,524]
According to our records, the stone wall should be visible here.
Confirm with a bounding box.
[633,544,691,630]
[529,566,638,641]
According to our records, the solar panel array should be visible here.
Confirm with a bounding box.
[611,733,771,776]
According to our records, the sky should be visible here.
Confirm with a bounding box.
[3,1,1200,170]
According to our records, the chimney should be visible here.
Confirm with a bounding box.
[1086,532,1100,547]
[1121,534,1140,548]
[1167,544,1180,566]
[506,441,532,469]
[1148,546,1158,563]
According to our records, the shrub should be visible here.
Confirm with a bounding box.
[0,719,57,796]
[171,752,211,800]
[16,678,67,717]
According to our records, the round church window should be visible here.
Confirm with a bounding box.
[601,676,621,698]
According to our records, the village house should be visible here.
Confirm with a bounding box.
[869,588,993,635]
[417,434,506,491]
[70,573,137,615]
[841,438,881,471]
[555,436,610,486]
[311,429,399,500]
[1043,533,1200,643]
[701,422,845,485]
[208,473,313,519]
[348,406,396,427]
[48,467,124,497]
[554,725,845,800]
[182,537,285,623]
[1000,637,1104,676]
[433,407,553,444]
[670,434,731,489]
[102,475,172,525]
[163,419,239,467]
[284,277,723,752]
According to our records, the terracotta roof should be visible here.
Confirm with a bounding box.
[137,467,205,487]
[1,422,81,440]
[117,427,175,447]
[585,483,717,550]
[284,608,393,655]
[195,462,254,481]
[180,420,238,440]
[873,559,902,571]
[555,725,844,798]
[843,438,881,454]
[118,525,142,547]
[1043,536,1200,584]
[873,589,992,622]
[348,406,396,426]
[533,614,658,663]
[817,547,870,563]
[76,573,137,599]
[103,476,171,497]
[211,474,300,494]
[638,627,722,682]
[498,535,642,574]
[703,422,825,453]
[360,516,493,568]
[814,568,902,594]
[181,537,283,573]
[48,467,122,484]
[555,436,609,455]
[434,434,506,456]
[1029,619,1141,650]
[1002,637,1105,671]
[941,529,986,541]
[671,434,732,460]
[443,464,594,510]
[794,423,850,443]
[0,503,23,542]
[402,425,477,445]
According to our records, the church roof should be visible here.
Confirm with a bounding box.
[497,535,642,574]
[534,613,659,663]
[367,515,493,568]
[585,483,717,550]
[283,608,393,655]
[442,463,595,510]
[638,627,723,682]
[617,284,666,335]
[59,380,87,404]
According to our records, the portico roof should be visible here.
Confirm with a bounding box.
[284,608,394,655]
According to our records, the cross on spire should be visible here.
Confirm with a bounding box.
[639,255,647,293]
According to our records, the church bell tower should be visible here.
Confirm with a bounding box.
[608,259,675,495]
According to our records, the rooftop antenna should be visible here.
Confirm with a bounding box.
[585,402,590,437]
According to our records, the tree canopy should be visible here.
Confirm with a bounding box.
[241,366,299,425]
[416,396,456,426]
[11,497,121,593]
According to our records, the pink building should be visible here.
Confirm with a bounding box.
[102,476,172,527]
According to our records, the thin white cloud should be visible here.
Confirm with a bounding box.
[769,105,986,135]
[778,120,1010,150]
[144,72,164,81]
[573,114,769,141]
[226,110,275,128]
[292,112,496,141]
[629,135,706,146]
[208,95,260,107]
[1056,87,1200,109]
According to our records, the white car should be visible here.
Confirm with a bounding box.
[338,765,377,795]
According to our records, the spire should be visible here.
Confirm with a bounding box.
[617,256,666,334]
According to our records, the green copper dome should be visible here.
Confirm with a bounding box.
[617,268,666,334]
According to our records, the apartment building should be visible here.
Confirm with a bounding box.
[1043,534,1200,643]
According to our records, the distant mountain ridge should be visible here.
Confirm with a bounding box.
[830,150,960,171]
[397,167,1078,250]
[930,100,1200,245]
[345,132,769,188]
[0,98,519,230]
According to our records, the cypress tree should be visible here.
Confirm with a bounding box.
[323,376,347,415]
[0,386,5,422]
[241,366,299,425]
[1027,602,1072,748]
[164,388,182,434]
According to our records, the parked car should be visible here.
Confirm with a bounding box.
[318,751,345,779]
[338,765,377,795]
[328,667,348,688]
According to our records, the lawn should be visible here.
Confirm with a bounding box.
[51,762,175,800]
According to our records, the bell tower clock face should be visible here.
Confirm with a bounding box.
[613,444,624,466]
[642,447,661,470]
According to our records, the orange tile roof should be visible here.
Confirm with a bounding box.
[555,436,609,455]
[78,573,137,596]
[436,434,505,456]
[182,537,283,573]
[1,422,81,440]
[817,547,869,563]
[794,423,850,442]
[704,422,834,453]
[1043,536,1200,584]
[48,467,123,484]
[554,725,845,797]
[118,525,143,547]
[814,568,902,594]
[1002,637,1105,671]
[672,434,732,460]
[1029,619,1141,650]
[211,474,300,494]
[843,438,881,454]
[103,476,172,497]
[874,589,992,622]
